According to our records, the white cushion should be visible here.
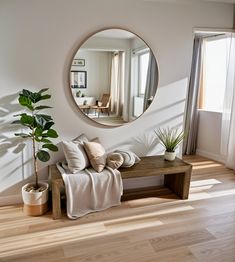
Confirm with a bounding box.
[73,134,90,167]
[115,150,140,168]
[61,134,89,173]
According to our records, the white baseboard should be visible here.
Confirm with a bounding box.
[196,149,225,163]
[0,194,23,206]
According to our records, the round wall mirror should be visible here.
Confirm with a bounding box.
[69,28,159,126]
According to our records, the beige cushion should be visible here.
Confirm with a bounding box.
[61,134,89,173]
[106,153,124,170]
[115,150,140,168]
[83,138,106,172]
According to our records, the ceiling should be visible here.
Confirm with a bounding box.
[95,29,135,39]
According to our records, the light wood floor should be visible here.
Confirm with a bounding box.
[0,156,235,262]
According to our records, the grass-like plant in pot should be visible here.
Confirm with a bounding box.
[155,127,184,161]
[13,88,58,216]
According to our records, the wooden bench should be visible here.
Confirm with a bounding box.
[49,155,192,219]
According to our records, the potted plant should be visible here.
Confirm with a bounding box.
[13,88,58,216]
[155,127,184,161]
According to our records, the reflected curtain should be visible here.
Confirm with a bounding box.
[183,36,204,155]
[221,34,235,169]
[143,50,158,111]
[110,51,124,116]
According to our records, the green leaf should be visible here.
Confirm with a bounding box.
[41,138,52,143]
[46,129,58,138]
[18,96,33,110]
[37,150,50,162]
[22,89,33,97]
[20,114,34,126]
[44,121,54,130]
[34,114,52,129]
[29,92,41,103]
[37,114,52,121]
[35,127,43,136]
[40,94,51,100]
[14,133,31,138]
[35,136,52,143]
[35,115,46,128]
[34,105,52,110]
[38,88,49,94]
[42,144,58,151]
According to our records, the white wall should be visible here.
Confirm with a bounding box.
[196,110,225,162]
[0,0,233,205]
[71,50,112,99]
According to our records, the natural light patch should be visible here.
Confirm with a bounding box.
[189,192,212,201]
[210,188,235,197]
[105,205,194,227]
[203,37,231,112]
[193,163,222,170]
[190,161,222,167]
[190,185,214,192]
[190,179,221,187]
[189,188,235,201]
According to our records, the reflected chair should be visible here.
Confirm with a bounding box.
[91,94,111,117]
[79,105,90,115]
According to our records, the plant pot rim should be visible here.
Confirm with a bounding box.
[22,182,49,195]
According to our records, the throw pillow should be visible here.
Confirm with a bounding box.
[83,138,106,172]
[61,134,90,173]
[73,134,90,168]
[115,150,140,168]
[106,152,124,170]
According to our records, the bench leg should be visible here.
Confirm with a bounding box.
[164,168,192,199]
[52,180,62,219]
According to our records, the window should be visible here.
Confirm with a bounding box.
[138,51,149,96]
[199,37,231,112]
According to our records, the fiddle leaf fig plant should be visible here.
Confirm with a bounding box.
[13,88,58,189]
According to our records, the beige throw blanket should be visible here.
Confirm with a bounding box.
[56,162,123,219]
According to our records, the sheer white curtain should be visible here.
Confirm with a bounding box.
[221,34,235,169]
[110,51,124,116]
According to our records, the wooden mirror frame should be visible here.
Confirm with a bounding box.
[68,27,159,127]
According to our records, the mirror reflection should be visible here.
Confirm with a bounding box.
[70,29,159,126]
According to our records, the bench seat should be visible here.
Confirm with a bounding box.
[49,155,192,219]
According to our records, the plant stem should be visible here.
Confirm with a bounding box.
[32,131,39,189]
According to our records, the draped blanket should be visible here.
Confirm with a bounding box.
[56,162,123,219]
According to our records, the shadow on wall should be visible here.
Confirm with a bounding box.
[0,93,26,157]
[106,77,188,155]
[0,93,29,195]
[106,98,185,156]
[0,78,188,201]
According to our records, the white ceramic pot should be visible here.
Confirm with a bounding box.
[164,151,176,161]
[22,182,49,216]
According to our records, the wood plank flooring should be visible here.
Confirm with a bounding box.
[0,155,234,262]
